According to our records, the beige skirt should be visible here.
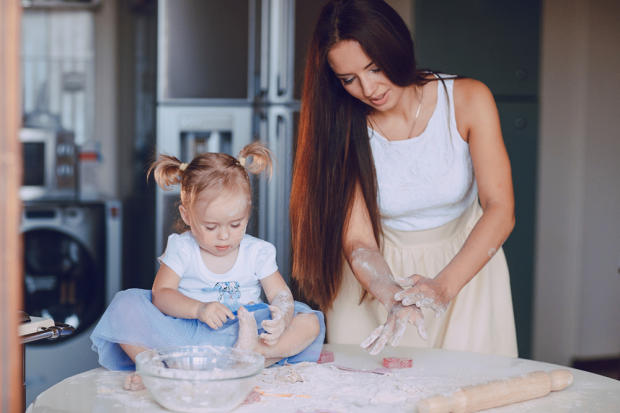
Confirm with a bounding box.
[326,199,518,358]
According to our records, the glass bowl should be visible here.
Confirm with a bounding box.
[135,346,265,413]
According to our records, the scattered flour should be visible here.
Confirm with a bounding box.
[275,366,305,383]
[51,356,614,413]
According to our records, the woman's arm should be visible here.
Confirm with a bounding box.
[259,271,295,345]
[344,185,401,306]
[152,263,234,328]
[395,78,515,312]
[344,184,427,354]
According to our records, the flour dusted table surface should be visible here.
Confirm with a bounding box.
[27,344,620,413]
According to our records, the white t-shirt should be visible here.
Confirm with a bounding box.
[158,232,278,311]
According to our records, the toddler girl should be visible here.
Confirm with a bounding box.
[91,142,325,375]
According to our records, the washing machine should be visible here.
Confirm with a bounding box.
[21,200,122,406]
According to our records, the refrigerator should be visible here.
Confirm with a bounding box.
[156,0,326,283]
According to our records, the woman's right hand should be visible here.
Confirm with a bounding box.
[360,302,427,355]
[196,302,235,329]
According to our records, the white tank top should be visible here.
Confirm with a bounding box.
[368,77,478,231]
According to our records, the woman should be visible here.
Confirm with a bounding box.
[290,0,517,357]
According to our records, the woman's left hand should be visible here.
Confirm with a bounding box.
[394,275,452,318]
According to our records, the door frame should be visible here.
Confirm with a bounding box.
[0,0,23,411]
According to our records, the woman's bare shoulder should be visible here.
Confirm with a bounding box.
[452,78,498,140]
[453,78,495,110]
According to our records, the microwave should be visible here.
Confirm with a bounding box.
[20,128,78,201]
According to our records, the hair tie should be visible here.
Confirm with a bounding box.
[179,163,188,172]
[237,156,246,167]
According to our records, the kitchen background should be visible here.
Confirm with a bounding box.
[17,0,620,406]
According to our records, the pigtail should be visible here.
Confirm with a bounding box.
[147,154,185,191]
[237,141,275,179]
[149,144,273,234]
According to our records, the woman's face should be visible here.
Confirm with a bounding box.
[327,40,406,112]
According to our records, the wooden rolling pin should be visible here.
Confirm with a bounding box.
[418,369,573,413]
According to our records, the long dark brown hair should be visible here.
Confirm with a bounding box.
[290,0,431,312]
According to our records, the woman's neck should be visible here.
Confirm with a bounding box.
[372,84,420,123]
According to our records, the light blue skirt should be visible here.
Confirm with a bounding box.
[91,289,325,371]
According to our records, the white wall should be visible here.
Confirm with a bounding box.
[533,0,620,366]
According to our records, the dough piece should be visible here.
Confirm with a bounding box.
[317,351,334,364]
[382,357,412,369]
[275,367,305,383]
[243,390,261,404]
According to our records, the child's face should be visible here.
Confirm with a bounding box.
[180,191,250,258]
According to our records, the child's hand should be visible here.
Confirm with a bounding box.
[260,305,286,345]
[196,302,235,329]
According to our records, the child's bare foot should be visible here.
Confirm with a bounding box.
[123,372,145,391]
[234,306,259,351]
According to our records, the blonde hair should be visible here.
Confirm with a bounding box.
[148,141,274,232]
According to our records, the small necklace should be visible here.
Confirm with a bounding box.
[372,85,424,141]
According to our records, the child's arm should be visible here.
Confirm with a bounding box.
[259,271,294,345]
[152,263,235,329]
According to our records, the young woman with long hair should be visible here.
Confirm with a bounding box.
[290,0,517,357]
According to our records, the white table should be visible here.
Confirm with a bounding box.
[27,344,620,413]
